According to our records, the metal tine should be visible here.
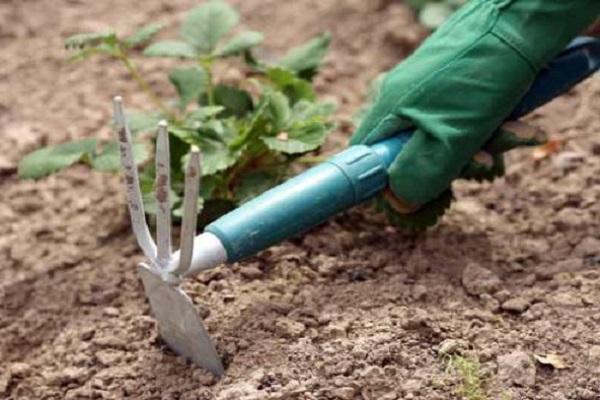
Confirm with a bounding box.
[155,121,172,267]
[171,146,201,276]
[112,96,157,263]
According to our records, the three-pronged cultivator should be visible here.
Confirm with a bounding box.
[112,97,224,376]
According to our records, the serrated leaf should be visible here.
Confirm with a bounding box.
[169,66,208,109]
[419,2,454,29]
[266,67,315,103]
[234,170,281,204]
[183,140,237,175]
[68,43,116,62]
[91,140,149,171]
[279,33,330,80]
[144,40,198,58]
[181,1,239,54]
[125,111,163,134]
[64,32,116,49]
[213,85,254,117]
[214,31,263,57]
[124,22,166,48]
[18,138,97,179]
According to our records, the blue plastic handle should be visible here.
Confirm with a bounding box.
[207,37,600,262]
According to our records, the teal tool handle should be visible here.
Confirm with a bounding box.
[206,37,600,262]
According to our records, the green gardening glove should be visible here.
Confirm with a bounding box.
[351,0,600,229]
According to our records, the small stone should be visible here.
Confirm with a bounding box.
[588,345,600,366]
[401,308,430,330]
[494,289,511,303]
[497,351,536,388]
[0,370,11,395]
[501,297,530,313]
[95,350,124,366]
[46,367,88,386]
[411,284,427,301]
[462,263,501,296]
[9,362,31,377]
[438,339,467,356]
[103,307,120,317]
[547,291,582,307]
[573,237,600,258]
[240,265,263,279]
[330,386,355,400]
[273,317,305,338]
[92,335,128,349]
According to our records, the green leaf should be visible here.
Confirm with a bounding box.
[125,111,163,134]
[144,40,197,58]
[124,22,166,48]
[261,122,331,154]
[266,67,315,103]
[184,140,237,175]
[213,85,254,117]
[18,138,97,179]
[214,31,263,57]
[184,106,225,124]
[169,66,208,109]
[234,170,281,204]
[279,33,330,80]
[91,140,149,171]
[181,1,239,54]
[419,2,454,29]
[64,32,116,49]
[290,99,336,122]
[265,90,290,130]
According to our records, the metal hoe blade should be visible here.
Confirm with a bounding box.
[112,97,224,376]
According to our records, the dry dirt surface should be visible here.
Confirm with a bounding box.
[1,1,599,399]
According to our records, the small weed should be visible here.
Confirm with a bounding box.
[445,355,487,400]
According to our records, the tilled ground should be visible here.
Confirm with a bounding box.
[1,1,599,399]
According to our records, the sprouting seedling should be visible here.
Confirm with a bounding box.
[113,96,223,375]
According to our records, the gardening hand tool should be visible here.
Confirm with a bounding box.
[114,37,599,376]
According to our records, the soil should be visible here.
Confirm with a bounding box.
[1,1,599,399]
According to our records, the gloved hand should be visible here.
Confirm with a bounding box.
[351,0,600,229]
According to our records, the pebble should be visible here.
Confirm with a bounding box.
[411,284,427,301]
[572,237,600,258]
[330,386,355,400]
[501,297,530,313]
[240,265,263,279]
[497,351,536,388]
[274,317,306,338]
[103,307,120,317]
[9,362,31,377]
[547,291,582,307]
[45,367,88,386]
[437,339,466,356]
[461,263,501,296]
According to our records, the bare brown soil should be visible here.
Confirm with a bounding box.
[1,1,599,399]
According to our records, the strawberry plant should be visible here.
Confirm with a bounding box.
[19,1,335,223]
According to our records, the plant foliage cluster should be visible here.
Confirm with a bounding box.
[19,1,335,223]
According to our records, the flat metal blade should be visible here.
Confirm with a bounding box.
[138,263,224,376]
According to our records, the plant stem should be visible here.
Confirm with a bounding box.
[200,58,215,106]
[116,46,171,117]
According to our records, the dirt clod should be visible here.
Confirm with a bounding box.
[461,262,501,296]
[497,351,536,388]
